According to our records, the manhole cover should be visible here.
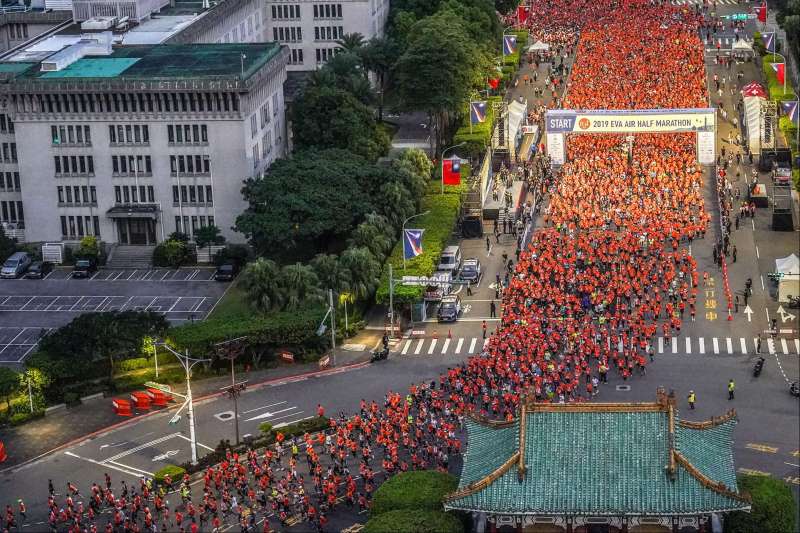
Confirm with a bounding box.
[214,411,235,421]
[616,385,631,392]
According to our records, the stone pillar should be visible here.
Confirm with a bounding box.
[489,519,498,533]
[566,517,573,533]
[621,518,629,533]
[672,517,679,533]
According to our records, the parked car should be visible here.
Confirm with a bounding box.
[72,259,97,278]
[460,258,482,283]
[24,261,53,279]
[1,251,31,279]
[437,294,462,322]
[437,245,462,275]
[214,262,239,281]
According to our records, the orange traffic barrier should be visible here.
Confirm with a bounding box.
[146,388,171,407]
[130,391,151,411]
[112,398,133,417]
[0,441,7,463]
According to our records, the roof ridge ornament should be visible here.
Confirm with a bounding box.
[677,409,738,429]
[673,449,751,504]
[517,403,527,482]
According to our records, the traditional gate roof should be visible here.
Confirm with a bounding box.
[445,390,750,516]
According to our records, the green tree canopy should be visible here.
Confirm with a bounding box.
[240,257,283,313]
[0,366,20,413]
[724,475,796,533]
[279,263,323,311]
[0,231,16,265]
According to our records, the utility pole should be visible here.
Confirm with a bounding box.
[215,337,248,446]
[389,264,395,338]
[329,289,336,366]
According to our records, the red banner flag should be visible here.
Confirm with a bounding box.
[442,158,461,185]
[488,78,500,89]
[756,2,767,23]
[771,62,785,85]
[516,5,529,23]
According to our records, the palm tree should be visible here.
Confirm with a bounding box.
[240,258,282,313]
[339,247,381,299]
[279,263,324,311]
[348,214,394,258]
[311,253,352,294]
[336,32,365,52]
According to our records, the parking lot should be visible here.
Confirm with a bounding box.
[0,268,230,363]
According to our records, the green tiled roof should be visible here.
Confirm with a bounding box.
[446,406,749,516]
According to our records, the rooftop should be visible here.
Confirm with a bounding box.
[445,390,751,517]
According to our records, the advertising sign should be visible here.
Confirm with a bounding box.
[546,108,716,134]
[546,133,565,165]
[696,130,716,165]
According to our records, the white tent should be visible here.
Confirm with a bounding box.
[731,40,754,54]
[508,99,527,160]
[527,41,549,52]
[776,254,800,302]
[742,95,765,155]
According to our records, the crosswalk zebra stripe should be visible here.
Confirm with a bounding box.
[401,340,411,355]
[768,338,775,355]
[483,338,489,348]
[469,338,477,354]
[699,337,705,354]
[441,338,450,354]
[658,337,664,354]
[726,338,733,354]
[414,339,424,355]
[795,339,800,355]
[428,339,437,355]
[713,338,719,354]
[455,338,463,354]
[672,338,678,354]
[686,337,692,354]
[740,337,747,355]
[781,338,789,355]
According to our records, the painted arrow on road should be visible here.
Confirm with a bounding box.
[245,406,297,422]
[152,450,179,462]
[777,305,797,323]
[744,305,753,322]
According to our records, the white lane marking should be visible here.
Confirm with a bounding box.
[65,451,143,478]
[756,245,760,259]
[740,337,747,355]
[658,337,664,354]
[401,340,411,355]
[781,338,789,355]
[699,337,705,354]
[483,338,489,348]
[102,433,181,463]
[713,338,719,354]
[469,338,477,353]
[414,339,424,355]
[795,339,800,355]
[242,401,287,415]
[167,297,181,313]
[686,337,692,354]
[108,460,154,476]
[768,338,775,355]
[760,275,765,292]
[428,339,437,355]
[127,270,138,280]
[455,338,464,354]
[441,338,450,354]
[176,434,214,451]
[672,337,678,354]
[726,338,733,354]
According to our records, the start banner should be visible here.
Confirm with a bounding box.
[546,108,716,134]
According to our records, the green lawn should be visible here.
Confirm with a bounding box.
[208,281,250,320]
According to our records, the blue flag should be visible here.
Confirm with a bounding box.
[503,35,517,56]
[470,101,487,125]
[782,100,798,123]
[762,32,775,53]
[403,229,425,260]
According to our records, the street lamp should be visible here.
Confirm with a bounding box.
[214,337,249,446]
[401,210,430,271]
[441,142,466,194]
[151,343,210,465]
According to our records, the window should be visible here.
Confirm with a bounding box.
[93,216,100,237]
[61,216,68,237]
[169,124,208,144]
[110,124,149,145]
[189,185,197,203]
[51,125,91,146]
[175,216,182,233]
[57,186,64,203]
[251,114,258,138]
[206,186,213,204]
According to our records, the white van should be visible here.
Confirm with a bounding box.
[437,245,462,275]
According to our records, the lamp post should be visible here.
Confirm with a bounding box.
[401,210,430,270]
[441,142,466,194]
[215,337,248,446]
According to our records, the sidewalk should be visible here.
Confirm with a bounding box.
[0,349,371,470]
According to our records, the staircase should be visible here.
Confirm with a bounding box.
[106,245,154,269]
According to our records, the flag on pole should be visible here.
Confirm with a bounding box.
[488,77,500,89]
[442,158,462,185]
[516,5,529,23]
[470,101,487,125]
[771,62,785,85]
[755,2,767,23]
[762,32,775,53]
[503,35,517,56]
[403,229,425,260]
[781,100,799,123]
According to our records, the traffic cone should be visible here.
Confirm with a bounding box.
[433,329,438,340]
[727,310,733,321]
[448,329,452,339]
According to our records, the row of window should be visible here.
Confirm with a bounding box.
[0,201,24,223]
[314,26,344,41]
[316,48,341,63]
[175,215,215,237]
[170,155,211,176]
[252,130,276,169]
[168,124,208,144]
[313,4,342,18]
[109,125,149,145]
[289,48,304,65]
[8,23,28,40]
[50,124,209,147]
[250,98,278,139]
[57,185,98,206]
[0,172,20,192]
[271,4,300,20]
[28,92,240,115]
[1,143,17,164]
[273,26,302,43]
[172,185,214,205]
[0,115,14,134]
[112,155,153,176]
[54,155,95,176]
[115,185,156,205]
[60,215,100,239]
[52,125,92,146]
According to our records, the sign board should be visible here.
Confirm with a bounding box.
[546,132,565,165]
[279,351,294,363]
[521,125,537,134]
[144,381,172,393]
[697,130,716,165]
[42,242,64,264]
[318,355,330,369]
[402,274,457,287]
[546,108,716,134]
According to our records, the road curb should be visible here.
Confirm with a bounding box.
[0,359,371,475]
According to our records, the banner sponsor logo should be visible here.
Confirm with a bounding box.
[546,108,716,134]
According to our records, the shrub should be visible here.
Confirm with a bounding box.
[214,244,252,267]
[153,465,186,486]
[195,225,225,248]
[370,470,458,516]
[76,236,100,260]
[8,410,44,426]
[724,475,797,533]
[153,239,193,268]
[258,422,273,435]
[365,510,463,533]
[115,357,152,373]
[63,392,80,406]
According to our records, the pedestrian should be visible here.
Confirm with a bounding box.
[734,295,739,313]
[732,245,737,263]
[485,235,491,253]
[728,379,735,400]
[489,300,496,318]
[687,390,696,410]
[466,281,472,296]
[481,320,487,339]
[757,335,762,354]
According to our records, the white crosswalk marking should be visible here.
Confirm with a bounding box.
[618,340,624,353]
[686,337,691,354]
[401,340,411,355]
[469,338,477,353]
[672,338,678,354]
[699,337,705,354]
[726,338,733,354]
[768,338,775,355]
[483,338,489,348]
[754,337,760,352]
[795,339,800,355]
[740,337,747,355]
[414,339,424,355]
[441,338,450,354]
[428,339,437,355]
[658,337,664,354]
[781,338,789,355]
[713,338,719,354]
[455,338,463,354]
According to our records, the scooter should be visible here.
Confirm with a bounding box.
[787,295,800,309]
[753,356,765,377]
[370,348,389,363]
[790,382,800,398]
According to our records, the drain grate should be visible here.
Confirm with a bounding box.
[616,385,631,391]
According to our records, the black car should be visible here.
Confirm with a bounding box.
[437,295,462,322]
[24,261,53,279]
[214,262,239,281]
[72,259,97,278]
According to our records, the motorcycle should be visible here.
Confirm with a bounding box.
[790,382,800,398]
[787,295,800,309]
[753,356,765,377]
[370,348,389,363]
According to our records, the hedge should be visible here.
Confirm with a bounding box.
[153,465,186,486]
[370,470,458,516]
[761,57,797,102]
[375,191,462,304]
[365,510,463,533]
[724,475,796,533]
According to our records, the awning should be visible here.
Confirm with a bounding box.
[741,81,767,97]
[528,41,549,52]
[106,205,160,220]
[776,253,800,276]
[731,40,754,53]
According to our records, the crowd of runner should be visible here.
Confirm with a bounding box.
[2,1,719,532]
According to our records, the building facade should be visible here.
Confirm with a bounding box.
[0,41,288,245]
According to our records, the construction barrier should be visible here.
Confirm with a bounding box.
[112,398,133,417]
[147,388,172,407]
[0,441,6,463]
[130,391,151,411]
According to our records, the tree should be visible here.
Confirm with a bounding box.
[311,254,352,294]
[0,231,16,264]
[339,246,382,299]
[194,225,225,248]
[348,214,395,259]
[724,475,796,533]
[0,366,20,414]
[336,32,366,52]
[376,181,416,229]
[239,258,283,313]
[76,236,100,260]
[359,37,401,119]
[279,263,324,311]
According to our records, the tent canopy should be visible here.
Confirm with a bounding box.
[527,41,549,52]
[776,253,800,276]
[741,82,767,98]
[731,40,754,53]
